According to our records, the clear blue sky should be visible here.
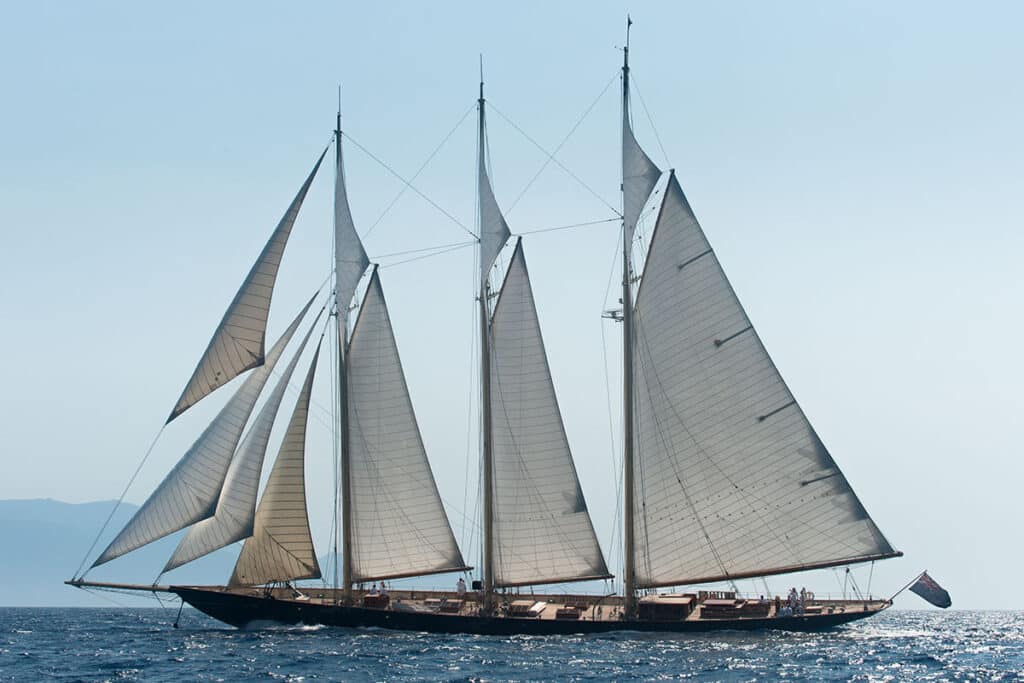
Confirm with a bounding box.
[1,1,1021,608]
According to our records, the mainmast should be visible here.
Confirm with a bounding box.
[335,105,353,605]
[621,16,638,619]
[478,72,496,615]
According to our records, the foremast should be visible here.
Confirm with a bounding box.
[621,17,639,619]
[477,76,497,615]
[334,108,353,605]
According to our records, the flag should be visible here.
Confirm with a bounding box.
[910,571,952,608]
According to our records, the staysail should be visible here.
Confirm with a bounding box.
[630,172,899,587]
[163,310,323,572]
[489,239,611,587]
[346,268,469,581]
[169,150,328,422]
[230,341,324,587]
[93,295,318,567]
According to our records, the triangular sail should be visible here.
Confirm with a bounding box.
[489,240,611,587]
[631,173,898,588]
[334,131,370,314]
[230,341,324,587]
[163,312,322,572]
[622,105,661,252]
[169,150,328,422]
[346,269,469,581]
[93,295,317,567]
[478,106,511,284]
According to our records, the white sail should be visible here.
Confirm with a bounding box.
[163,314,322,572]
[334,133,370,314]
[489,240,611,587]
[622,106,661,251]
[478,107,511,284]
[169,150,328,422]
[347,269,468,581]
[92,296,317,567]
[230,341,324,587]
[631,173,897,587]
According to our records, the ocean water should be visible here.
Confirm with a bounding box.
[0,608,1020,681]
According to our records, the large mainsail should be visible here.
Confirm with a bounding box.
[230,341,324,587]
[490,239,610,587]
[169,150,328,422]
[346,268,468,581]
[630,173,899,587]
[93,296,317,567]
[163,311,323,572]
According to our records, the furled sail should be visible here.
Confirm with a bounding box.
[631,173,899,587]
[346,268,469,581]
[334,132,370,314]
[92,295,317,567]
[489,239,611,587]
[622,101,661,251]
[478,105,511,284]
[230,341,324,587]
[169,150,327,423]
[163,311,322,572]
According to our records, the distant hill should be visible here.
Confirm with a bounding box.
[0,499,236,606]
[0,499,608,606]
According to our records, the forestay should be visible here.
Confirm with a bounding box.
[631,173,898,587]
[489,240,611,587]
[346,269,468,581]
[169,150,327,422]
[93,296,317,567]
[163,311,322,572]
[231,341,324,587]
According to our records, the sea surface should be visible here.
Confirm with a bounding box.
[0,608,1020,681]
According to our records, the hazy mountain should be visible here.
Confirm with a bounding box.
[0,498,602,606]
[0,499,236,606]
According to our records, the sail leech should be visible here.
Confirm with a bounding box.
[169,149,328,422]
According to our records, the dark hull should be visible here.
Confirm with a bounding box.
[172,586,885,635]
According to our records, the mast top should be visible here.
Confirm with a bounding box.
[624,15,632,69]
[336,85,342,135]
[479,54,485,102]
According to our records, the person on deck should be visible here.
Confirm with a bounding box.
[457,577,467,598]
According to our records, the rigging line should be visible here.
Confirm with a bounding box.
[372,239,477,260]
[599,234,624,574]
[72,424,167,579]
[460,246,479,552]
[629,75,671,169]
[515,217,621,237]
[341,131,479,240]
[501,71,620,214]
[487,101,623,217]
[378,241,475,269]
[362,103,476,240]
